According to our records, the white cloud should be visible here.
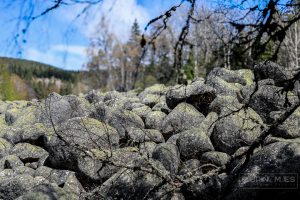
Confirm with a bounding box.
[60,0,150,42]
[24,45,87,70]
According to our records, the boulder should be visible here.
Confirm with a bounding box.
[152,143,180,175]
[182,173,227,200]
[178,159,202,178]
[94,167,162,200]
[226,142,300,199]
[92,104,144,139]
[200,151,231,166]
[77,147,142,182]
[140,94,161,108]
[126,127,165,143]
[16,183,78,200]
[273,106,300,138]
[35,166,75,186]
[161,103,205,137]
[138,84,167,98]
[0,155,24,170]
[39,93,87,127]
[166,82,216,113]
[253,61,292,87]
[249,83,287,123]
[131,105,152,120]
[44,117,119,169]
[206,67,254,86]
[0,173,47,199]
[145,111,166,130]
[152,95,172,114]
[211,108,265,154]
[0,138,13,158]
[177,128,214,159]
[10,143,49,168]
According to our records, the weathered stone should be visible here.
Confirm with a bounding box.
[10,143,49,168]
[177,128,214,159]
[273,106,300,138]
[140,94,162,108]
[77,147,141,182]
[39,93,87,127]
[178,159,202,178]
[145,111,166,130]
[0,138,12,158]
[0,173,47,199]
[131,105,152,120]
[226,142,300,200]
[152,95,172,114]
[44,117,119,169]
[95,167,162,200]
[253,61,292,87]
[92,104,144,139]
[166,82,216,112]
[152,143,180,175]
[127,127,165,143]
[249,84,287,123]
[200,151,231,166]
[161,103,205,137]
[16,183,78,200]
[35,166,75,186]
[211,108,265,154]
[0,155,24,170]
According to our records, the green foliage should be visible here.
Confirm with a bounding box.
[183,50,195,80]
[0,66,21,100]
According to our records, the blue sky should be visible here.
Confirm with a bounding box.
[0,0,182,70]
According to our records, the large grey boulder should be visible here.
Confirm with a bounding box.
[77,147,142,182]
[34,166,76,187]
[0,172,47,199]
[177,128,214,159]
[0,138,13,158]
[138,84,167,99]
[206,67,254,86]
[131,105,152,120]
[211,108,265,155]
[182,173,227,200]
[200,151,231,167]
[0,155,24,170]
[92,104,144,140]
[44,117,119,170]
[126,127,165,143]
[16,183,79,200]
[39,93,88,127]
[226,141,300,200]
[10,143,49,169]
[166,81,216,114]
[140,94,162,108]
[249,83,287,123]
[93,167,163,200]
[152,95,171,114]
[161,103,205,137]
[178,159,202,178]
[273,106,300,138]
[253,61,292,86]
[152,143,180,175]
[145,111,167,130]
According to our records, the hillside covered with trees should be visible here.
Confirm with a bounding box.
[0,57,80,100]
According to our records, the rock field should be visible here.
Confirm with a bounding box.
[0,61,299,199]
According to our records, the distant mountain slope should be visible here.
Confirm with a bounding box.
[0,57,81,100]
[0,57,79,82]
